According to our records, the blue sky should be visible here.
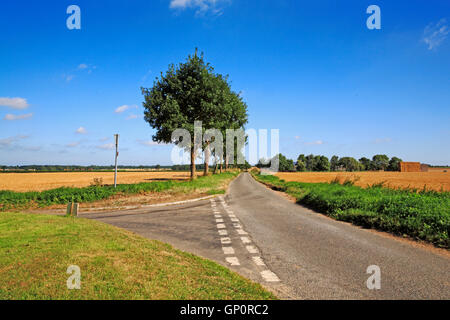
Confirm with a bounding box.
[0,0,449,166]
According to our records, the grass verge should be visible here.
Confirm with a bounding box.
[252,172,450,248]
[0,172,239,211]
[0,212,275,300]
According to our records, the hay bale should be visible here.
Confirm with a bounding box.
[400,162,421,172]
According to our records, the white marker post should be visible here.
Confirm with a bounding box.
[114,134,119,188]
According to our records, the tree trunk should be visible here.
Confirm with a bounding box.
[214,162,218,174]
[225,155,229,171]
[190,144,196,180]
[220,160,223,173]
[203,142,210,176]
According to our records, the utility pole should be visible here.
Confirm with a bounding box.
[114,134,119,188]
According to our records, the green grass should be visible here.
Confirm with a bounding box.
[252,173,450,248]
[0,212,276,300]
[0,172,239,211]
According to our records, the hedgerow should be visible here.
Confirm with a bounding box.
[0,172,238,211]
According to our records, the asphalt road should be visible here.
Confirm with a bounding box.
[83,172,450,299]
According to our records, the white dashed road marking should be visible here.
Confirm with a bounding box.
[261,270,280,282]
[226,257,240,266]
[212,197,281,284]
[246,245,259,254]
[252,256,266,267]
[240,237,252,244]
[222,247,235,255]
[221,237,232,244]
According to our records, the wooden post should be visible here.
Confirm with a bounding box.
[72,203,79,216]
[114,134,119,188]
[66,203,73,216]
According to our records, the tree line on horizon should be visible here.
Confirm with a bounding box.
[257,154,406,172]
[0,163,251,173]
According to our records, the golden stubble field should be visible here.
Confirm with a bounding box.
[275,171,450,192]
[1,171,449,192]
[0,171,193,192]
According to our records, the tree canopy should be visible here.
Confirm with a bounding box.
[142,50,248,179]
[372,154,390,171]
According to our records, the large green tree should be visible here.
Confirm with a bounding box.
[313,156,330,171]
[330,155,339,171]
[387,156,403,171]
[201,73,235,176]
[305,154,316,171]
[339,157,361,172]
[296,154,306,171]
[142,50,246,180]
[372,154,390,171]
[276,154,295,172]
[359,157,371,171]
[222,91,248,171]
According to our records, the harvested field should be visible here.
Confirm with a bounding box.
[428,167,449,172]
[275,171,450,192]
[0,171,195,192]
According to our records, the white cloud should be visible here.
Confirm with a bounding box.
[141,69,152,82]
[170,0,191,9]
[138,140,165,147]
[126,114,138,120]
[0,137,18,147]
[99,137,110,142]
[0,97,29,109]
[24,146,41,151]
[170,0,228,15]
[115,105,137,113]
[0,135,29,148]
[295,136,301,140]
[0,137,41,151]
[423,19,449,50]
[78,63,96,73]
[66,141,80,148]
[63,64,96,82]
[75,127,87,134]
[96,143,115,150]
[3,113,33,121]
[305,140,324,146]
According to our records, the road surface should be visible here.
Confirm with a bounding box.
[83,172,450,299]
